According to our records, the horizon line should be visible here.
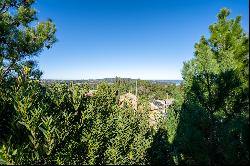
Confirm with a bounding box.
[41,78,183,81]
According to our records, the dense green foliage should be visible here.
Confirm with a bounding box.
[0,1,249,165]
[113,78,179,101]
[0,0,56,81]
[170,8,249,165]
[1,81,155,164]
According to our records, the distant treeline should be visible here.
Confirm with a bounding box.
[41,78,183,85]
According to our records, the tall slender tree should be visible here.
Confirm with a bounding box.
[175,8,249,165]
[0,0,56,159]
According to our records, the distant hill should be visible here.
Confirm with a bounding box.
[151,80,183,85]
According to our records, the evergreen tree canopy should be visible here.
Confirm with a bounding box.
[176,8,249,165]
[0,0,56,81]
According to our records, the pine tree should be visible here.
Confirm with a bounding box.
[0,0,56,82]
[176,8,249,165]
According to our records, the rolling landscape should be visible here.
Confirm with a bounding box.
[41,78,182,84]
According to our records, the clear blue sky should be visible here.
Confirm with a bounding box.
[35,0,249,80]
